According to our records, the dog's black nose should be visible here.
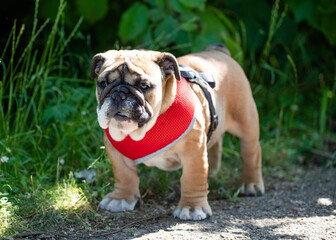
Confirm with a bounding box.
[111,91,127,101]
[110,85,130,102]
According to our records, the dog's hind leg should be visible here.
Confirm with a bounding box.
[239,133,264,196]
[225,91,264,196]
[232,112,264,196]
[229,122,264,196]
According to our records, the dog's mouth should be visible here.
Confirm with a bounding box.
[114,112,131,121]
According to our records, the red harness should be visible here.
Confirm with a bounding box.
[104,77,196,164]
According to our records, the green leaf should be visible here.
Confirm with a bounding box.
[289,0,317,26]
[75,0,108,24]
[209,7,236,34]
[118,3,149,42]
[141,28,153,46]
[181,21,198,32]
[154,0,166,9]
[198,8,229,43]
[320,13,336,45]
[179,13,198,32]
[170,0,188,13]
[175,30,190,47]
[149,9,164,22]
[192,33,222,52]
[178,0,207,11]
[154,16,180,47]
[226,36,244,64]
[199,9,226,34]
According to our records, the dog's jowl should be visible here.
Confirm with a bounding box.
[91,45,264,221]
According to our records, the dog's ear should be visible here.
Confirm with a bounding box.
[156,53,181,81]
[91,54,105,80]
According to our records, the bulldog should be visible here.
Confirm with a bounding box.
[91,44,264,221]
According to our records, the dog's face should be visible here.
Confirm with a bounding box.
[91,50,181,141]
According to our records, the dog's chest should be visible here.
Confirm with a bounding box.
[142,151,182,171]
[105,77,197,165]
[138,97,205,171]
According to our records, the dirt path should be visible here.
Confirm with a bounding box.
[97,168,336,240]
[15,168,335,239]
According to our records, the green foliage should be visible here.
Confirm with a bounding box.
[118,0,244,63]
[119,3,149,42]
[179,0,207,11]
[39,0,109,25]
[75,0,108,24]
[0,0,101,193]
[288,0,336,45]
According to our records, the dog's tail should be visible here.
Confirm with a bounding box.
[206,43,231,56]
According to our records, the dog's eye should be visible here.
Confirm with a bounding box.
[139,82,150,90]
[99,80,107,88]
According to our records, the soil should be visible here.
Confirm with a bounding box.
[14,167,336,240]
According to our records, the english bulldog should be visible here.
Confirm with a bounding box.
[91,44,264,220]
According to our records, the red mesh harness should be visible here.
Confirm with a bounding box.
[104,76,196,164]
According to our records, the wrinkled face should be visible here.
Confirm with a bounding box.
[91,50,180,141]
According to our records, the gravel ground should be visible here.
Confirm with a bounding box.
[102,168,336,240]
[14,168,335,240]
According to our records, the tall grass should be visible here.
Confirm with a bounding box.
[0,0,105,235]
[0,0,102,192]
[243,0,335,169]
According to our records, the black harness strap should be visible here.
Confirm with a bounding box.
[179,65,218,142]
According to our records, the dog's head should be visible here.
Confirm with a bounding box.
[91,50,181,141]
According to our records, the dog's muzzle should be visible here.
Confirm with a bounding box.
[99,79,144,108]
[99,79,152,125]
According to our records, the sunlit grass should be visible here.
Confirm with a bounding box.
[0,192,26,237]
[1,179,95,238]
[31,178,94,218]
[50,180,91,211]
[0,195,14,235]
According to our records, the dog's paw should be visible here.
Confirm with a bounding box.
[99,196,138,212]
[173,206,212,221]
[240,182,265,196]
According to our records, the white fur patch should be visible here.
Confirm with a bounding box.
[97,98,141,141]
[99,197,138,212]
[174,207,191,220]
[174,207,210,221]
[108,118,138,141]
[191,208,208,220]
[97,100,111,129]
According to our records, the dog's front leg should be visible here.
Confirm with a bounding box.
[174,133,212,220]
[99,135,140,212]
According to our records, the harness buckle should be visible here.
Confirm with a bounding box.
[180,70,198,81]
[212,115,218,130]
